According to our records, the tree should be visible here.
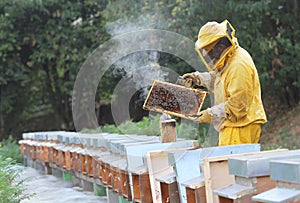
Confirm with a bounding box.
[0,0,111,136]
[0,1,31,139]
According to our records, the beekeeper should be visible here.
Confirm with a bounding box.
[182,20,267,146]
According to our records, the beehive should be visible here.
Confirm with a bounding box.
[143,80,208,120]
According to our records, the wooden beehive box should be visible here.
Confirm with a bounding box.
[93,151,110,179]
[79,149,88,174]
[92,154,100,179]
[86,149,101,177]
[63,146,72,171]
[102,155,123,188]
[86,151,94,177]
[70,146,81,172]
[132,169,153,203]
[156,172,180,203]
[32,145,37,160]
[143,80,208,120]
[42,144,48,162]
[119,169,132,200]
[38,143,43,161]
[19,140,25,155]
[24,142,30,157]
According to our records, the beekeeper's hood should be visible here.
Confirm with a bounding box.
[195,20,239,71]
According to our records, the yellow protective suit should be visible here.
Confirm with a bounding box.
[194,20,267,146]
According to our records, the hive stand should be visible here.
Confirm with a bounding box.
[168,144,261,203]
[213,149,300,202]
[252,157,300,203]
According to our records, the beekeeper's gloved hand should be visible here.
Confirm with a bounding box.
[192,109,212,123]
[182,72,200,86]
[183,71,216,91]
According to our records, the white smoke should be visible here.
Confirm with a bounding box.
[105,16,170,97]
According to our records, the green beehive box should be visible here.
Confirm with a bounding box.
[94,183,107,196]
[62,171,72,182]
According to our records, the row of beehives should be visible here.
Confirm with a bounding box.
[19,131,300,203]
[19,131,199,203]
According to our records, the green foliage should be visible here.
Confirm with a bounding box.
[0,136,23,164]
[118,116,161,136]
[0,156,33,203]
[81,124,122,134]
[82,114,161,135]
[82,114,206,143]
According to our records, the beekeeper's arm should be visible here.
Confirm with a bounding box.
[194,66,251,124]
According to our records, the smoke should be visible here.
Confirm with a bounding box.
[105,16,170,97]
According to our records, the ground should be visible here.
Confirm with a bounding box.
[19,166,107,203]
[260,102,300,150]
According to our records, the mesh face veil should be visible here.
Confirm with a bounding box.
[195,20,238,71]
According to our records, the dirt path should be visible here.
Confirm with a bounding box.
[19,166,108,203]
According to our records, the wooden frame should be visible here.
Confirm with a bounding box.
[143,80,208,120]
